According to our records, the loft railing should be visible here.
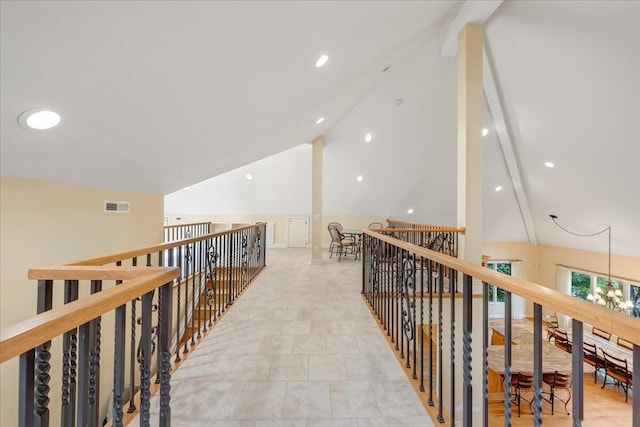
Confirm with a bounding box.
[0,223,266,427]
[382,219,464,258]
[362,229,639,427]
[164,221,212,242]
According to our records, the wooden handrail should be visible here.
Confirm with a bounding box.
[0,266,179,363]
[373,227,464,233]
[386,219,466,234]
[163,221,211,230]
[364,229,640,344]
[51,223,266,269]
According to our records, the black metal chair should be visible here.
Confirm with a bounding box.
[542,371,572,415]
[327,222,343,256]
[328,225,357,261]
[601,350,633,402]
[512,372,534,417]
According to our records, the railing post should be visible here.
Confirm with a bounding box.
[634,344,639,427]
[462,274,473,427]
[533,304,543,426]
[572,319,584,426]
[158,282,173,427]
[139,291,153,427]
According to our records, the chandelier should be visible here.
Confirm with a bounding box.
[550,215,633,313]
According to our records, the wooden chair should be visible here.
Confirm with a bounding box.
[592,327,612,341]
[616,336,633,350]
[601,350,633,402]
[542,371,572,415]
[582,341,603,383]
[553,329,572,353]
[328,225,357,261]
[512,373,534,417]
[544,313,560,342]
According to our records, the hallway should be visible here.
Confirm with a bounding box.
[143,248,434,426]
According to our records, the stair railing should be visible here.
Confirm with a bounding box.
[0,222,266,427]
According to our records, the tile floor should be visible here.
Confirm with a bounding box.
[141,248,434,427]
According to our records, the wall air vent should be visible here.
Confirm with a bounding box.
[104,200,130,213]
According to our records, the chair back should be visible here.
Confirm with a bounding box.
[592,327,612,341]
[551,371,572,389]
[554,329,572,353]
[514,372,534,389]
[602,350,629,373]
[544,313,559,328]
[328,222,343,232]
[617,336,633,350]
[368,222,384,229]
[328,225,344,245]
[583,341,598,361]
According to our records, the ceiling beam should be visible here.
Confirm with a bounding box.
[483,48,538,244]
[439,0,503,58]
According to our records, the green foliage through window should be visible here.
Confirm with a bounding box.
[571,272,590,300]
[487,263,511,303]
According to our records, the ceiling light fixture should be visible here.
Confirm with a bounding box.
[364,133,373,143]
[356,175,364,182]
[315,54,329,68]
[482,128,489,137]
[407,208,414,215]
[495,186,503,192]
[545,162,555,168]
[18,108,61,130]
[246,173,253,180]
[315,117,325,124]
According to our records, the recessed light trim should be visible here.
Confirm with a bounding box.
[246,173,253,180]
[482,128,489,137]
[364,133,373,143]
[315,117,325,124]
[545,162,555,168]
[356,175,364,182]
[495,186,503,192]
[407,208,414,215]
[315,54,329,68]
[18,108,61,130]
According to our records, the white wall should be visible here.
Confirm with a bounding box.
[0,176,164,427]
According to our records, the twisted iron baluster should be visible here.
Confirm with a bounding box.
[190,242,197,345]
[34,341,52,423]
[184,244,191,354]
[401,257,415,368]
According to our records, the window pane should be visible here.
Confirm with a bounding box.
[497,287,505,303]
[571,272,591,300]
[630,284,640,318]
[487,284,495,302]
[496,263,512,275]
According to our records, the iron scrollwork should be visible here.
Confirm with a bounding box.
[400,258,416,343]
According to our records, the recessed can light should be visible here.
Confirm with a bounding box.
[315,54,329,68]
[495,186,503,192]
[316,117,325,124]
[364,133,373,143]
[482,128,489,137]
[246,173,253,180]
[545,162,555,168]
[407,208,414,215]
[18,108,61,130]
[356,175,364,182]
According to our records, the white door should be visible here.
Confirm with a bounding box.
[287,217,308,247]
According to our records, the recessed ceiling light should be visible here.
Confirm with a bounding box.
[315,117,325,124]
[356,175,364,182]
[315,54,329,68]
[246,173,253,180]
[364,133,373,143]
[407,208,414,215]
[184,186,191,191]
[18,108,61,130]
[482,128,489,137]
[545,162,555,168]
[495,185,503,192]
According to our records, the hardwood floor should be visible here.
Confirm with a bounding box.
[487,319,633,426]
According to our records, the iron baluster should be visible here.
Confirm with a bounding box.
[482,282,489,427]
[30,279,53,427]
[158,282,173,427]
[61,279,79,427]
[76,322,90,427]
[437,263,444,423]
[504,290,513,425]
[89,280,102,426]
[128,257,138,413]
[190,242,196,346]
[113,304,126,427]
[428,260,434,406]
[462,274,473,427]
[139,291,153,427]
[184,243,191,353]
[450,269,456,427]
[572,319,584,426]
[533,304,543,427]
[419,256,425,392]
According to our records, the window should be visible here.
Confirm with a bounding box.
[630,284,640,318]
[487,262,511,303]
[571,271,591,300]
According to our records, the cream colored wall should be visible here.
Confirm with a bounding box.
[482,241,540,283]
[0,176,164,427]
[165,214,387,248]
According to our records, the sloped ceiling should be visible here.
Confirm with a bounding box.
[2,1,639,257]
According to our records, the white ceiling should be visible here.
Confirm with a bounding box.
[2,1,639,257]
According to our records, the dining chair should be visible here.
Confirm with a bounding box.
[601,350,633,402]
[328,225,357,261]
[553,329,572,353]
[512,372,534,417]
[616,336,633,350]
[542,371,572,415]
[582,341,603,383]
[368,222,384,229]
[544,313,560,342]
[592,327,612,341]
[327,222,343,256]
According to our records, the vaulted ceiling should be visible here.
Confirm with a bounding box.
[2,1,638,257]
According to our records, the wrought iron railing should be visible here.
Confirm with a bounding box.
[163,221,212,242]
[0,223,266,427]
[362,229,639,426]
[383,219,463,258]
